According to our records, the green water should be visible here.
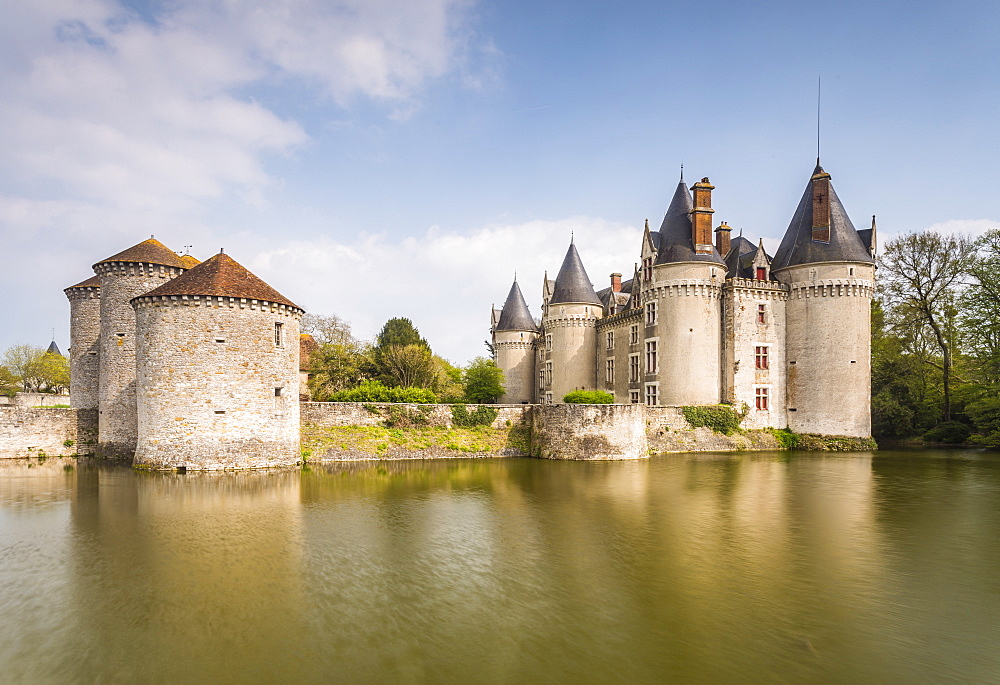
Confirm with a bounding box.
[1,451,999,683]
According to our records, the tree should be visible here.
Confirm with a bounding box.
[0,366,19,398]
[375,318,429,350]
[372,318,436,388]
[463,357,505,404]
[1,344,68,393]
[962,229,1000,386]
[301,313,354,347]
[880,230,976,421]
[378,343,437,388]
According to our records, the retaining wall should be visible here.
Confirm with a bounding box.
[0,407,97,458]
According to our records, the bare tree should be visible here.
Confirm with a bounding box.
[880,230,976,421]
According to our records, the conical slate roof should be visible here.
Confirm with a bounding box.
[495,280,537,331]
[771,164,875,270]
[65,275,101,289]
[655,180,725,265]
[137,252,301,310]
[46,341,62,356]
[549,243,602,305]
[94,238,188,270]
[724,235,757,277]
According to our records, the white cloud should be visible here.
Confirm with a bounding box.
[251,217,641,364]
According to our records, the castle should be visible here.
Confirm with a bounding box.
[64,239,303,469]
[491,163,876,438]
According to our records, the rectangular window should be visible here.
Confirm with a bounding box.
[755,346,769,370]
[757,304,766,324]
[645,301,657,326]
[629,354,640,383]
[274,322,283,347]
[538,370,545,390]
[607,331,614,350]
[605,359,615,384]
[643,257,653,282]
[630,390,640,404]
[756,267,766,281]
[755,387,769,411]
[646,340,657,374]
[630,325,639,345]
[645,384,658,406]
[545,334,552,352]
[545,361,553,386]
[545,393,553,405]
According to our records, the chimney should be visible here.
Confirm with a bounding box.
[714,221,732,256]
[811,164,831,243]
[690,177,715,254]
[610,273,622,292]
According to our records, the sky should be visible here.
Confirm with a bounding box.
[2,0,999,364]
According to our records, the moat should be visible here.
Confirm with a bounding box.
[2,449,998,683]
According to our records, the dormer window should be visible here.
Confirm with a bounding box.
[756,267,766,281]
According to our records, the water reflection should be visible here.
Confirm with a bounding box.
[0,452,998,682]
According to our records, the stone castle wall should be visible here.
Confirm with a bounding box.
[132,296,302,470]
[775,262,875,437]
[0,407,97,458]
[66,286,101,409]
[96,261,186,458]
[301,402,531,429]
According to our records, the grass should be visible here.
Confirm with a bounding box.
[301,423,522,458]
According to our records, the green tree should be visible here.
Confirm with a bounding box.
[375,318,429,350]
[880,230,976,421]
[0,366,19,397]
[303,314,375,399]
[373,318,436,388]
[463,357,505,404]
[962,229,1000,386]
[1,344,68,393]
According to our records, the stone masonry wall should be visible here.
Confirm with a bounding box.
[301,402,532,429]
[531,403,646,460]
[0,407,97,458]
[133,296,302,470]
[96,261,185,458]
[67,286,101,409]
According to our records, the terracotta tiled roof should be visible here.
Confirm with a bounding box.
[139,252,301,309]
[94,238,188,269]
[179,254,201,268]
[66,275,101,289]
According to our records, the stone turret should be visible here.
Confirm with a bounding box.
[492,279,538,404]
[64,275,101,409]
[649,178,725,406]
[131,252,304,470]
[771,162,875,437]
[542,242,602,402]
[93,238,188,458]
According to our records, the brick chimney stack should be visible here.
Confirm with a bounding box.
[714,221,732,257]
[811,163,831,243]
[690,177,715,255]
[610,273,622,292]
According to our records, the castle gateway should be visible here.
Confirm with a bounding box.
[492,163,875,438]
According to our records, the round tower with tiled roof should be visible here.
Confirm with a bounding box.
[771,163,875,437]
[64,275,101,409]
[541,242,603,402]
[492,278,538,404]
[648,177,726,406]
[131,252,304,470]
[93,237,189,458]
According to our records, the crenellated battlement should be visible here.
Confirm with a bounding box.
[131,294,304,316]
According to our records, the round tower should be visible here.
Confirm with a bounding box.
[543,242,602,402]
[648,177,725,406]
[132,252,304,470]
[93,238,188,459]
[771,163,875,437]
[63,275,101,409]
[492,279,538,404]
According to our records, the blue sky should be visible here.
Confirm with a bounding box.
[2,0,998,364]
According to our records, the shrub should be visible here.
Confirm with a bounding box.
[682,404,745,435]
[451,404,498,427]
[923,421,971,444]
[327,380,436,404]
[563,390,614,404]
